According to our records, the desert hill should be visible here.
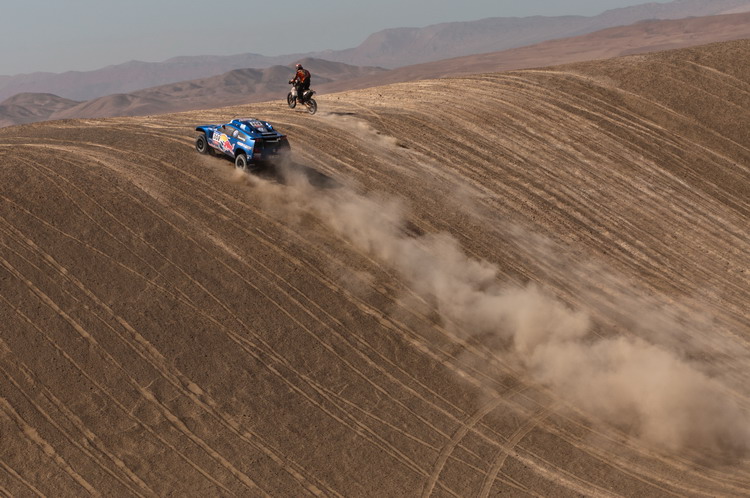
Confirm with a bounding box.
[321,11,750,93]
[4,12,750,128]
[45,58,386,121]
[0,93,81,128]
[1,0,748,102]
[0,58,384,126]
[320,0,750,67]
[0,40,748,496]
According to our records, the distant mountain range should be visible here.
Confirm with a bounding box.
[0,59,386,127]
[1,0,748,103]
[319,12,750,94]
[48,59,385,121]
[313,0,750,67]
[3,11,749,129]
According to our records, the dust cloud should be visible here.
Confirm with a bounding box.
[224,121,749,460]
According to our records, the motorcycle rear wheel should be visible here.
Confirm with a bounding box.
[306,98,317,115]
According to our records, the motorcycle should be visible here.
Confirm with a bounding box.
[288,81,318,115]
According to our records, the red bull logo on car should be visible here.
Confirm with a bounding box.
[211,131,234,153]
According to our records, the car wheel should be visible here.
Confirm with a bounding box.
[196,134,210,154]
[235,153,249,171]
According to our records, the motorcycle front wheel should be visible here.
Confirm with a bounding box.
[306,98,317,115]
[287,92,296,109]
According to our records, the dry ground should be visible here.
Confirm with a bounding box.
[0,40,749,496]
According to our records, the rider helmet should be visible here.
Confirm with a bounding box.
[296,64,303,69]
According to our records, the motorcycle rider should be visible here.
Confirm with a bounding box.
[289,63,311,104]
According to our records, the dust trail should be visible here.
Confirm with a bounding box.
[222,117,750,460]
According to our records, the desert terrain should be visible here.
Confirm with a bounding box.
[0,40,749,496]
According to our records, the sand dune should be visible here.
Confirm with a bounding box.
[0,40,748,496]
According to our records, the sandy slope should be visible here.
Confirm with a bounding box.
[0,40,749,496]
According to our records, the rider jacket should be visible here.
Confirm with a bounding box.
[293,69,311,85]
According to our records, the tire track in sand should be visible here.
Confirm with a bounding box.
[0,257,260,495]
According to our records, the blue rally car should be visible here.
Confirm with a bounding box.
[195,118,290,169]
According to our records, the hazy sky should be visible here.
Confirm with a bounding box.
[2,0,673,75]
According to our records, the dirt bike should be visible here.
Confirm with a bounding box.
[287,81,318,115]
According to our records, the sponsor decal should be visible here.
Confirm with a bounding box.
[250,120,267,133]
[212,131,234,153]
